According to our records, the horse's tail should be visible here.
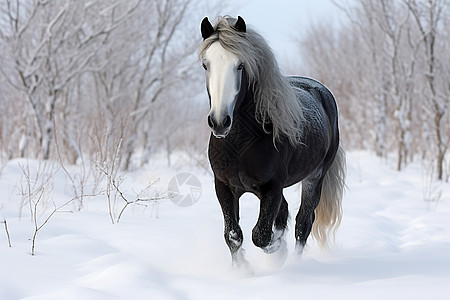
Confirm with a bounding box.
[312,145,346,248]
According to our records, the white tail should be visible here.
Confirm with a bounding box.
[312,145,346,248]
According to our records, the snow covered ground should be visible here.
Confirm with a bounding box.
[0,151,449,300]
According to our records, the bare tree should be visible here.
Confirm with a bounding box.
[375,0,416,170]
[406,0,449,180]
[0,0,222,173]
[89,0,202,170]
[301,0,449,179]
[0,0,142,160]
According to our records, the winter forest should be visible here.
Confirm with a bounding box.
[299,0,450,181]
[0,0,449,180]
[0,0,208,172]
[0,0,450,299]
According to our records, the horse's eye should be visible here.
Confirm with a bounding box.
[237,63,244,70]
[202,63,207,70]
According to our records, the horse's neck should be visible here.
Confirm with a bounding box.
[209,85,269,172]
[234,89,255,120]
[229,85,269,142]
[235,82,275,137]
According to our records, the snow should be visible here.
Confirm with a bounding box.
[1,152,450,300]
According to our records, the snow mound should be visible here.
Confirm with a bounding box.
[0,152,449,299]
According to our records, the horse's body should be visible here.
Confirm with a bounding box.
[199,16,345,266]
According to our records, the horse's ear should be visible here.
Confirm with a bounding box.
[201,17,214,40]
[234,16,246,33]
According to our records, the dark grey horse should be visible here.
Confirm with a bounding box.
[199,16,346,266]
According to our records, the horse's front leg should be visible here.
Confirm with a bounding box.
[214,177,247,267]
[252,184,286,254]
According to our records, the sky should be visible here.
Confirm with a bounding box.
[203,0,346,71]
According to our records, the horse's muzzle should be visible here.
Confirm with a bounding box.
[208,114,232,138]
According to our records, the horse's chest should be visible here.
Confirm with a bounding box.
[209,135,275,191]
[210,157,259,192]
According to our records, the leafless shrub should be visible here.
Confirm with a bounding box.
[1,218,12,248]
[18,160,56,255]
[95,157,167,223]
[53,116,91,211]
[18,159,99,255]
[18,161,57,222]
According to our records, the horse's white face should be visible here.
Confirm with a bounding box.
[202,42,244,138]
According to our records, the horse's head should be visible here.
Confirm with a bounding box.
[200,16,247,138]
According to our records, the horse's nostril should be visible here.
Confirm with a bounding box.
[223,115,232,128]
[207,115,214,129]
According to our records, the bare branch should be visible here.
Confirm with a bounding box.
[1,219,12,247]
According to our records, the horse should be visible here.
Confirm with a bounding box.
[198,16,346,267]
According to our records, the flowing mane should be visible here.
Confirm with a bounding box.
[198,16,305,145]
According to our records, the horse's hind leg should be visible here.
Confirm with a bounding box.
[295,177,323,254]
[274,196,289,232]
[214,178,247,267]
[271,195,289,262]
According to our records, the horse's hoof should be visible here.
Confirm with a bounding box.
[295,242,305,256]
[263,239,280,254]
[262,229,285,254]
[228,230,242,247]
[227,230,243,252]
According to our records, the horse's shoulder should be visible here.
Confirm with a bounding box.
[287,76,332,97]
[287,76,338,119]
